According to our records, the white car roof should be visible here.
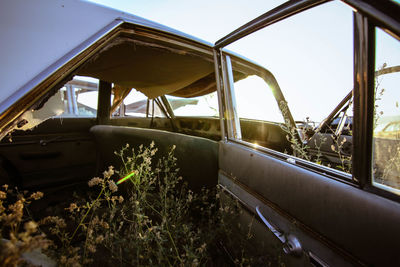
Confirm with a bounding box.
[0,0,211,113]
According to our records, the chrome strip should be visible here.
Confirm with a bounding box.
[224,55,242,140]
[213,49,226,140]
[221,54,242,140]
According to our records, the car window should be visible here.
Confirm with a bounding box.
[224,1,354,175]
[15,76,98,131]
[372,28,400,194]
[112,88,165,118]
[233,75,284,123]
[56,76,99,118]
[166,92,218,117]
[325,98,353,136]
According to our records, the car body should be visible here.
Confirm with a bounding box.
[1,0,400,266]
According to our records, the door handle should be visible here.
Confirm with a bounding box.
[255,205,302,257]
[39,136,61,146]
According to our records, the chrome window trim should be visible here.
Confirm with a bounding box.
[221,54,241,140]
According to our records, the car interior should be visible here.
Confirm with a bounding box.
[0,29,291,196]
[1,0,400,266]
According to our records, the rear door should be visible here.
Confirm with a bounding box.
[0,76,99,190]
[214,0,400,266]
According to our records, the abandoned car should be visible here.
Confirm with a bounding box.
[1,0,400,266]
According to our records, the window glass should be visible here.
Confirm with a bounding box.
[166,91,219,117]
[225,1,354,174]
[15,76,98,132]
[372,28,400,193]
[112,89,165,117]
[56,76,99,117]
[234,75,284,123]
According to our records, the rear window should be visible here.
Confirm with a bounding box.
[166,92,219,117]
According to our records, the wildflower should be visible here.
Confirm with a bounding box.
[197,243,207,253]
[60,256,67,264]
[87,228,94,238]
[40,216,67,228]
[150,148,158,156]
[118,196,124,203]
[2,184,8,190]
[108,180,118,193]
[144,157,151,164]
[95,235,104,244]
[8,200,24,222]
[88,177,103,187]
[66,203,79,213]
[0,190,6,199]
[192,258,199,267]
[103,166,115,178]
[99,220,109,229]
[108,166,115,176]
[87,244,96,253]
[29,191,43,200]
[187,191,193,202]
[331,145,336,152]
[24,221,38,233]
[91,216,100,225]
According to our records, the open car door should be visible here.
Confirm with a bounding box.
[214,0,400,266]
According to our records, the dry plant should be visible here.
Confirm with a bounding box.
[0,186,51,267]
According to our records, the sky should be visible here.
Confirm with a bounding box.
[87,0,399,123]
[86,0,286,43]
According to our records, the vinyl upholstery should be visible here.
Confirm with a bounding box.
[90,125,218,190]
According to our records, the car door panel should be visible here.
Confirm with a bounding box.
[219,141,400,266]
[0,118,97,189]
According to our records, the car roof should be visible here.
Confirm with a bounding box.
[0,0,213,114]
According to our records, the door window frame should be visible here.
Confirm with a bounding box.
[213,0,400,201]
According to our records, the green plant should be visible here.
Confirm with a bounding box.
[312,133,327,165]
[35,142,258,266]
[329,135,352,173]
[279,101,310,161]
[374,63,387,130]
[280,100,353,174]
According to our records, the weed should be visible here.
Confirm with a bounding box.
[0,186,51,267]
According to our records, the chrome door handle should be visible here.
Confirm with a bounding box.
[256,205,302,257]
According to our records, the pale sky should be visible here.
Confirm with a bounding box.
[86,0,286,43]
